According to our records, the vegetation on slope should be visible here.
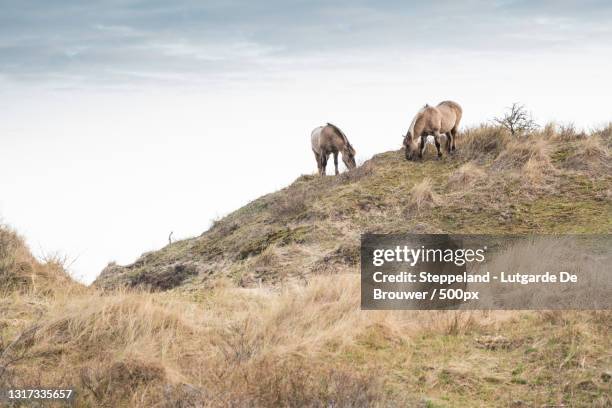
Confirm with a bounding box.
[95,123,611,291]
[1,123,611,407]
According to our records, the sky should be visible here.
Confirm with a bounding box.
[1,1,611,283]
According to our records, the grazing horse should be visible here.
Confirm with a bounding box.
[403,101,462,161]
[311,123,356,175]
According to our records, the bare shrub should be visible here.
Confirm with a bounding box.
[493,103,539,136]
[408,178,440,213]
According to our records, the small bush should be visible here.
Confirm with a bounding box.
[493,103,539,136]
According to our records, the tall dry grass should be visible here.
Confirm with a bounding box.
[2,271,505,407]
[408,178,440,213]
[470,236,610,309]
[457,124,511,162]
[447,161,486,189]
[0,225,80,296]
[3,121,611,406]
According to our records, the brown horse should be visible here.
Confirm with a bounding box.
[311,123,356,175]
[403,101,462,160]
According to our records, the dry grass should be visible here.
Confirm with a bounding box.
[0,225,80,296]
[1,275,408,406]
[471,237,610,309]
[253,245,279,267]
[96,122,612,288]
[562,134,610,174]
[550,122,589,140]
[0,226,34,291]
[408,178,440,213]
[457,125,511,162]
[447,161,486,189]
[4,271,609,407]
[2,122,611,407]
[493,137,552,171]
[267,187,310,220]
[336,160,375,184]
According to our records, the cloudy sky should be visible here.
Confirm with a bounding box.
[1,1,611,283]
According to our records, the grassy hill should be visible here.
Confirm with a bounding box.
[95,123,611,291]
[2,124,611,407]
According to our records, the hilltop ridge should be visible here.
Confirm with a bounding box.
[94,123,611,291]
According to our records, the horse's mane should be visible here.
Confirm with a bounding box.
[407,104,430,138]
[327,123,354,153]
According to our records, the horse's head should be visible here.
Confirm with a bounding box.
[342,144,357,170]
[403,132,419,161]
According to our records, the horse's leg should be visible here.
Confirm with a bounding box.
[333,152,339,175]
[433,131,443,159]
[451,128,458,151]
[418,136,426,160]
[445,132,453,154]
[321,153,328,176]
[313,150,322,175]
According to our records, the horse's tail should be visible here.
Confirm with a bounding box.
[327,123,355,154]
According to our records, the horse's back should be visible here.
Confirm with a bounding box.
[437,101,462,130]
[438,101,462,119]
[417,106,442,132]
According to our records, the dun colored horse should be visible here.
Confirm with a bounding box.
[403,101,462,161]
[311,123,356,175]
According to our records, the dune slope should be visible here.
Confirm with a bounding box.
[2,124,611,407]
